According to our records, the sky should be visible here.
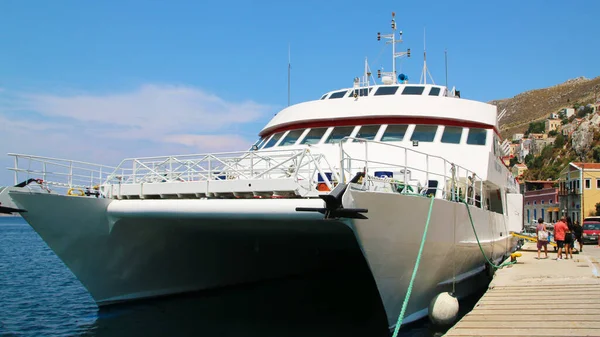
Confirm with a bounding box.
[1,0,600,185]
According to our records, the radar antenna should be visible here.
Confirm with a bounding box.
[376,12,410,84]
[419,27,435,85]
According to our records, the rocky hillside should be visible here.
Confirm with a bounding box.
[493,76,600,138]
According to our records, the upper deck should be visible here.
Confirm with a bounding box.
[260,84,498,138]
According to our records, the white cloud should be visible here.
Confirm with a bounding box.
[0,84,275,185]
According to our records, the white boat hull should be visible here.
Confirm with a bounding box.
[8,187,517,329]
[346,188,516,327]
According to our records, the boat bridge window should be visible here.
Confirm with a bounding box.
[300,128,328,145]
[262,132,284,149]
[401,86,425,95]
[278,129,305,146]
[326,126,355,144]
[428,87,441,96]
[329,91,348,99]
[348,88,372,98]
[410,125,438,142]
[353,125,381,141]
[381,125,408,142]
[440,126,463,144]
[320,94,327,100]
[252,137,266,150]
[374,86,399,96]
[466,128,487,145]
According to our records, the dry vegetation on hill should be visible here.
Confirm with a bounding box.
[492,76,600,138]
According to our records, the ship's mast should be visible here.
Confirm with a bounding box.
[419,27,435,85]
[377,12,410,84]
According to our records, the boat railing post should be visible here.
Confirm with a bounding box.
[404,148,408,192]
[425,153,429,195]
[250,152,254,178]
[43,162,47,186]
[443,160,447,199]
[13,155,18,185]
[339,140,344,184]
[69,161,73,188]
[169,156,173,182]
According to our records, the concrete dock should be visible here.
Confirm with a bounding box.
[444,243,600,337]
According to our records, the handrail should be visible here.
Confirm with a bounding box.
[339,137,485,207]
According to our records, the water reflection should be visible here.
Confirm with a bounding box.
[80,262,390,337]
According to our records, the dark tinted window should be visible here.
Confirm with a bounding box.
[300,128,328,145]
[466,128,487,145]
[583,223,600,230]
[262,133,284,149]
[278,129,305,146]
[348,88,372,98]
[381,125,408,142]
[326,126,355,144]
[429,87,441,96]
[440,126,463,144]
[354,125,380,141]
[320,94,327,100]
[374,86,399,96]
[329,91,348,99]
[402,86,425,95]
[411,125,438,142]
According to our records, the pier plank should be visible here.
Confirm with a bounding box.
[443,245,600,337]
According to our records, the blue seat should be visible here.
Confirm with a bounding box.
[374,171,393,179]
[317,172,333,182]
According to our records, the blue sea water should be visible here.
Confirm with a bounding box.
[0,217,485,337]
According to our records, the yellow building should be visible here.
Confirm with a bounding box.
[511,163,528,178]
[558,162,600,223]
[545,118,561,133]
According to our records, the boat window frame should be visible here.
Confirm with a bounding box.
[325,126,357,144]
[348,88,373,98]
[278,129,306,147]
[262,132,285,149]
[353,125,382,142]
[299,127,329,145]
[374,86,399,96]
[466,128,488,146]
[380,124,409,142]
[410,125,438,143]
[401,86,425,95]
[428,87,441,96]
[328,90,348,99]
[440,126,463,144]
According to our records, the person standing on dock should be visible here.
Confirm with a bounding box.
[554,216,568,260]
[565,216,574,259]
[536,218,549,259]
[573,220,583,253]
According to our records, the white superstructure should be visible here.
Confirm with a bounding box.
[1,13,522,330]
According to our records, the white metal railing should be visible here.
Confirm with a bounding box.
[339,137,485,207]
[104,148,339,192]
[7,148,340,198]
[7,153,116,196]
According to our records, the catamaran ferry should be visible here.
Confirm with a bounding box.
[0,13,522,329]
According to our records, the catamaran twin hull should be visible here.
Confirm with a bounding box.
[7,185,517,328]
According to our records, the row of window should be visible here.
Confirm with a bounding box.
[526,199,557,205]
[320,86,443,100]
[561,179,600,190]
[255,124,489,149]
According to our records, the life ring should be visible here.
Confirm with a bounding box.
[67,188,85,197]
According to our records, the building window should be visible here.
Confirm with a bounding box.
[541,200,544,205]
[549,199,552,204]
[526,201,530,205]
[597,179,600,189]
[585,178,591,189]
[527,209,530,222]
[533,201,537,205]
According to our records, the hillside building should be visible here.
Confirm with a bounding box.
[545,118,561,133]
[558,162,600,224]
[512,133,524,142]
[531,137,556,156]
[560,107,575,118]
[512,163,528,179]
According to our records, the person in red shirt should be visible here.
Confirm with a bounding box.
[554,216,569,260]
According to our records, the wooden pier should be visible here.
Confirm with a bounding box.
[444,243,600,337]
